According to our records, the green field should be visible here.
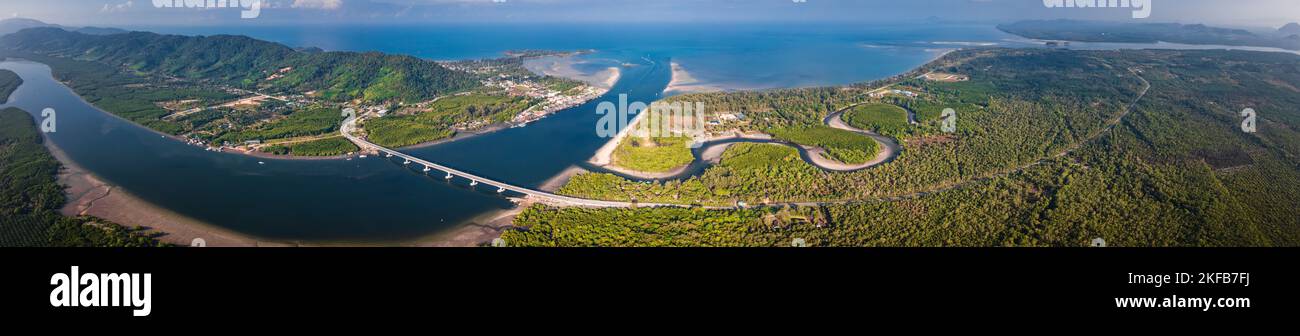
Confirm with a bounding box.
[214,107,345,144]
[261,136,359,156]
[365,94,531,148]
[561,143,820,204]
[612,135,695,173]
[843,103,911,137]
[768,126,879,164]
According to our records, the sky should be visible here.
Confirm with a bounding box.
[3,0,1299,29]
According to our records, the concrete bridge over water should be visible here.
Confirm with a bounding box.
[341,115,677,208]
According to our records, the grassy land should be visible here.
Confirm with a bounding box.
[260,136,359,156]
[561,143,819,204]
[768,126,879,164]
[213,107,344,145]
[612,135,695,173]
[0,107,166,247]
[843,103,911,137]
[0,69,21,103]
[365,93,531,148]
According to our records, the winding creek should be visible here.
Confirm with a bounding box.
[579,102,905,182]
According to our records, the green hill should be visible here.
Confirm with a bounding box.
[0,27,479,103]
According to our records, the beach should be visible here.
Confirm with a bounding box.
[663,62,727,95]
[412,199,530,247]
[523,54,623,89]
[48,140,272,247]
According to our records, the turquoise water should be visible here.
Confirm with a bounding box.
[5,23,1008,243]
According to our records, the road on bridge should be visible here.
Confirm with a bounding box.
[340,115,698,209]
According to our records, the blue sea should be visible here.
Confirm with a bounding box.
[133,23,1022,91]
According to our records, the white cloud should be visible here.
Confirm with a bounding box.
[100,1,133,14]
[292,0,344,10]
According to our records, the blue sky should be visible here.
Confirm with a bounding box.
[5,0,1299,28]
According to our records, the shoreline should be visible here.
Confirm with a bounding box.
[411,199,530,247]
[663,62,728,95]
[49,135,522,247]
[46,137,277,247]
[523,54,624,90]
[538,165,589,193]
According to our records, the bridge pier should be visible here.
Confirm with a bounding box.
[445,173,453,180]
[470,180,479,186]
[423,166,431,172]
[497,187,506,193]
[403,159,411,165]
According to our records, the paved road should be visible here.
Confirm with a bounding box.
[341,115,710,209]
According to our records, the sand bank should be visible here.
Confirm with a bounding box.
[523,55,623,89]
[48,140,273,247]
[663,62,727,95]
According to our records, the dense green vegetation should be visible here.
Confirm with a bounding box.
[565,49,1143,204]
[0,69,20,103]
[612,135,695,173]
[261,136,359,157]
[0,27,482,154]
[213,107,345,144]
[769,126,878,164]
[524,49,1300,246]
[364,94,532,147]
[0,108,166,247]
[0,50,236,135]
[843,103,911,137]
[562,143,820,204]
[0,27,479,103]
[999,20,1300,50]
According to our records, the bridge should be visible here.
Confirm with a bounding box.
[341,115,680,208]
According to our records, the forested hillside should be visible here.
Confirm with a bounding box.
[0,27,479,103]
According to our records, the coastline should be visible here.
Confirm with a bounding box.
[663,62,727,95]
[412,199,529,247]
[47,138,276,247]
[523,54,624,89]
[538,165,588,193]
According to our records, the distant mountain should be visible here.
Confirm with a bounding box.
[1281,23,1300,35]
[998,20,1300,51]
[0,18,55,35]
[74,26,129,35]
[0,27,479,103]
[0,18,125,36]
